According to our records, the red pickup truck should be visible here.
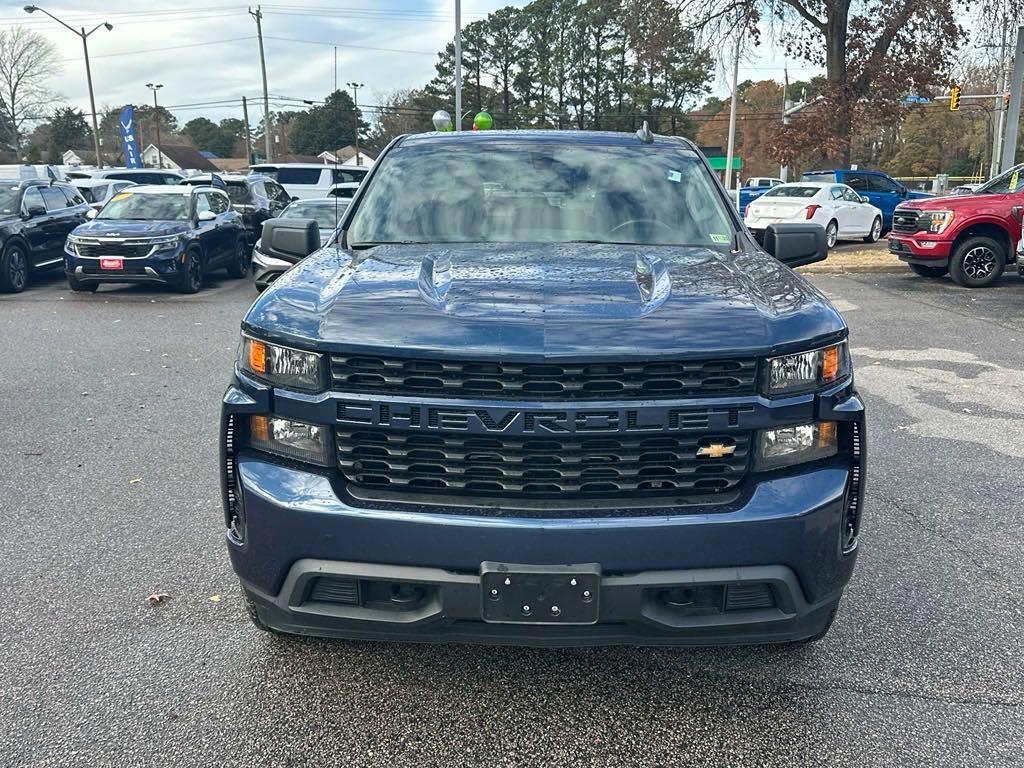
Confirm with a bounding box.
[888,164,1024,287]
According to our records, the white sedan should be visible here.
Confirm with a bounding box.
[744,182,884,248]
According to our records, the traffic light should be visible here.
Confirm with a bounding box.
[949,85,961,111]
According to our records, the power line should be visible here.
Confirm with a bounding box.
[57,37,257,64]
[262,35,437,56]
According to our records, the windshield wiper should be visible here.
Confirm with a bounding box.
[350,240,427,250]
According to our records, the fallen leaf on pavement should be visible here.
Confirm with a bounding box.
[147,593,170,605]
[128,478,142,484]
[209,594,221,603]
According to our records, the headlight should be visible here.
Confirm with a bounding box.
[249,415,331,466]
[240,335,325,391]
[918,210,954,234]
[755,421,838,471]
[151,234,183,252]
[765,341,850,396]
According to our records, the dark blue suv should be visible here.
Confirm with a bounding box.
[221,130,866,646]
[64,185,249,293]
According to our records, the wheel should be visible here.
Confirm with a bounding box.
[67,274,99,292]
[225,237,251,279]
[178,249,204,294]
[863,217,882,243]
[0,242,30,293]
[824,220,838,249]
[908,263,948,278]
[949,236,1005,288]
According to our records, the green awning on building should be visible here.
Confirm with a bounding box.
[706,156,742,171]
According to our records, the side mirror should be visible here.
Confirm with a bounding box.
[24,203,45,218]
[899,186,908,198]
[261,217,320,262]
[86,208,98,219]
[859,195,870,204]
[763,222,827,268]
[197,210,217,221]
[291,196,299,202]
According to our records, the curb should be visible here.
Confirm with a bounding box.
[799,263,905,274]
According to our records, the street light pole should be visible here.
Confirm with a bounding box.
[145,83,164,169]
[346,82,364,166]
[724,30,742,194]
[23,6,112,169]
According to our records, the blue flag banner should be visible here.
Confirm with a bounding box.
[118,106,142,169]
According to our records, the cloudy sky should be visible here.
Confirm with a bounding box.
[0,0,818,129]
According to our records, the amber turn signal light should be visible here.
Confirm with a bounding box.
[250,415,270,442]
[821,345,840,382]
[247,339,267,374]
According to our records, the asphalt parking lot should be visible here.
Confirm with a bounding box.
[1,266,1022,767]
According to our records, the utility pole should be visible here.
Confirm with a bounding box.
[347,82,364,165]
[145,83,164,168]
[780,66,791,181]
[454,0,463,131]
[991,13,1010,177]
[1000,26,1024,171]
[724,31,742,193]
[250,6,272,162]
[22,6,112,168]
[241,96,253,165]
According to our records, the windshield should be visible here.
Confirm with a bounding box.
[346,141,734,246]
[98,192,190,220]
[976,164,1024,194]
[250,166,278,181]
[763,186,821,199]
[0,184,19,216]
[282,200,348,231]
[225,184,253,204]
[75,185,104,204]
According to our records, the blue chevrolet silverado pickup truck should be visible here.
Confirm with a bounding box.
[220,129,866,647]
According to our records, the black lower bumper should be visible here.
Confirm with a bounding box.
[242,559,841,647]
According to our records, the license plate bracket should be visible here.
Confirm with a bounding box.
[100,257,123,270]
[480,562,600,624]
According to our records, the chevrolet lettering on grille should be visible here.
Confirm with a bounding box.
[336,400,753,434]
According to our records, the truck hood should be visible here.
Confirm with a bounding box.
[897,193,1005,212]
[72,219,191,238]
[243,243,846,359]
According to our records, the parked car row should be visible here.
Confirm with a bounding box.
[0,162,369,294]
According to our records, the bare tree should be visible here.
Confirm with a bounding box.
[0,27,60,155]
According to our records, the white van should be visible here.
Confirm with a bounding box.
[250,163,369,199]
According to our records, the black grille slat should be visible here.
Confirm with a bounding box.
[330,354,758,401]
[337,427,751,498]
[76,242,154,258]
[890,211,920,234]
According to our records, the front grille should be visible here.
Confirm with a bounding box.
[330,354,758,401]
[76,242,154,258]
[890,211,920,234]
[336,427,751,499]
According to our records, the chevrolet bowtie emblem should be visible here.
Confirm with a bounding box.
[696,443,736,459]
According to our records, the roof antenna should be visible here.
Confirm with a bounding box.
[636,121,654,144]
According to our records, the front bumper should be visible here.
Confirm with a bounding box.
[888,234,952,265]
[221,377,865,646]
[64,246,187,285]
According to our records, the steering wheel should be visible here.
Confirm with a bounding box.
[607,218,672,237]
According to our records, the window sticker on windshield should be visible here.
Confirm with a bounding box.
[111,192,132,201]
[1010,171,1019,192]
[667,170,683,183]
[710,233,730,244]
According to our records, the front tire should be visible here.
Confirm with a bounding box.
[908,263,949,278]
[864,217,882,243]
[225,237,251,279]
[0,242,30,293]
[824,220,838,249]
[178,249,204,294]
[949,236,1005,288]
